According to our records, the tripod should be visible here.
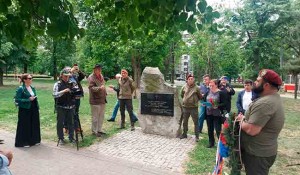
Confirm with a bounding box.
[74,116,83,150]
[56,106,84,151]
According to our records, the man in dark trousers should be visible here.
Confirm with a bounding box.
[53,68,76,144]
[218,76,235,113]
[180,74,202,142]
[70,64,85,132]
[118,69,136,131]
[237,69,285,175]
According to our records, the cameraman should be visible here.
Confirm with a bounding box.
[69,64,85,132]
[53,68,76,144]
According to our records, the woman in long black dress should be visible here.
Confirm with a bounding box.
[15,74,41,147]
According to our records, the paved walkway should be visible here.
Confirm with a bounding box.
[87,128,196,172]
[0,128,196,175]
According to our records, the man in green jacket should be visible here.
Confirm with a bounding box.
[118,69,136,131]
[180,74,202,142]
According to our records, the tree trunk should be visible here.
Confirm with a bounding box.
[163,55,170,81]
[294,74,298,99]
[170,42,175,84]
[253,47,260,72]
[23,63,28,73]
[0,67,3,86]
[52,41,58,81]
[136,54,141,88]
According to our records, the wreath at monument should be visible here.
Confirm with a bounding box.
[212,113,243,175]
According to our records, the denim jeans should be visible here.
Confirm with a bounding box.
[198,102,206,132]
[110,100,137,120]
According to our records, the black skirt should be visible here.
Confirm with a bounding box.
[15,99,41,147]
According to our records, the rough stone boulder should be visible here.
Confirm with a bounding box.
[138,67,182,138]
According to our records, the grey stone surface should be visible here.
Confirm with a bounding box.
[87,127,197,173]
[0,130,188,175]
[139,67,182,138]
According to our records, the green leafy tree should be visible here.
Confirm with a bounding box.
[229,0,291,79]
[281,0,300,99]
[283,58,300,99]
[0,0,82,85]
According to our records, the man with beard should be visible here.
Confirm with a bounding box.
[180,74,202,142]
[218,76,235,113]
[237,69,285,175]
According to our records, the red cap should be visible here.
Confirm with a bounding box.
[186,74,194,80]
[258,69,282,86]
[121,69,128,74]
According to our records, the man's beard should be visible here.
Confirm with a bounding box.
[253,83,264,94]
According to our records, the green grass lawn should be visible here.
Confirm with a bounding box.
[1,78,299,174]
[0,78,139,147]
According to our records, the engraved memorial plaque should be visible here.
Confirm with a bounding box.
[141,93,174,116]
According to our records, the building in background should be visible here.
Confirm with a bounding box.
[176,31,193,80]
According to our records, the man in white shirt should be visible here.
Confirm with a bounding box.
[236,80,258,114]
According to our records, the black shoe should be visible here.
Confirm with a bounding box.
[207,145,214,148]
[180,134,187,139]
[92,132,101,137]
[98,132,107,135]
[131,126,135,131]
[58,139,66,145]
[69,139,76,144]
[107,118,115,122]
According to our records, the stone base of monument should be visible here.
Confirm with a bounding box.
[138,67,182,138]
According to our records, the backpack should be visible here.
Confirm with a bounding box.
[14,86,25,107]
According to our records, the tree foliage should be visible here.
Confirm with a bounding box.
[89,0,220,39]
[228,0,291,79]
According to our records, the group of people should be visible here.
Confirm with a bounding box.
[180,74,236,147]
[14,63,137,146]
[13,67,284,175]
[179,69,285,175]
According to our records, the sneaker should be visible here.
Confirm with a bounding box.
[24,145,30,148]
[107,118,115,122]
[131,127,135,131]
[195,137,199,142]
[58,139,66,145]
[180,134,187,139]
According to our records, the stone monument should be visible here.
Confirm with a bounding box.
[138,67,182,138]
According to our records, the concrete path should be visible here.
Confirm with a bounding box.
[0,128,196,175]
[87,128,197,172]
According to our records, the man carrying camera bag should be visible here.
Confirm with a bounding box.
[53,67,76,145]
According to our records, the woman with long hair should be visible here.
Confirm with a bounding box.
[15,74,41,147]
